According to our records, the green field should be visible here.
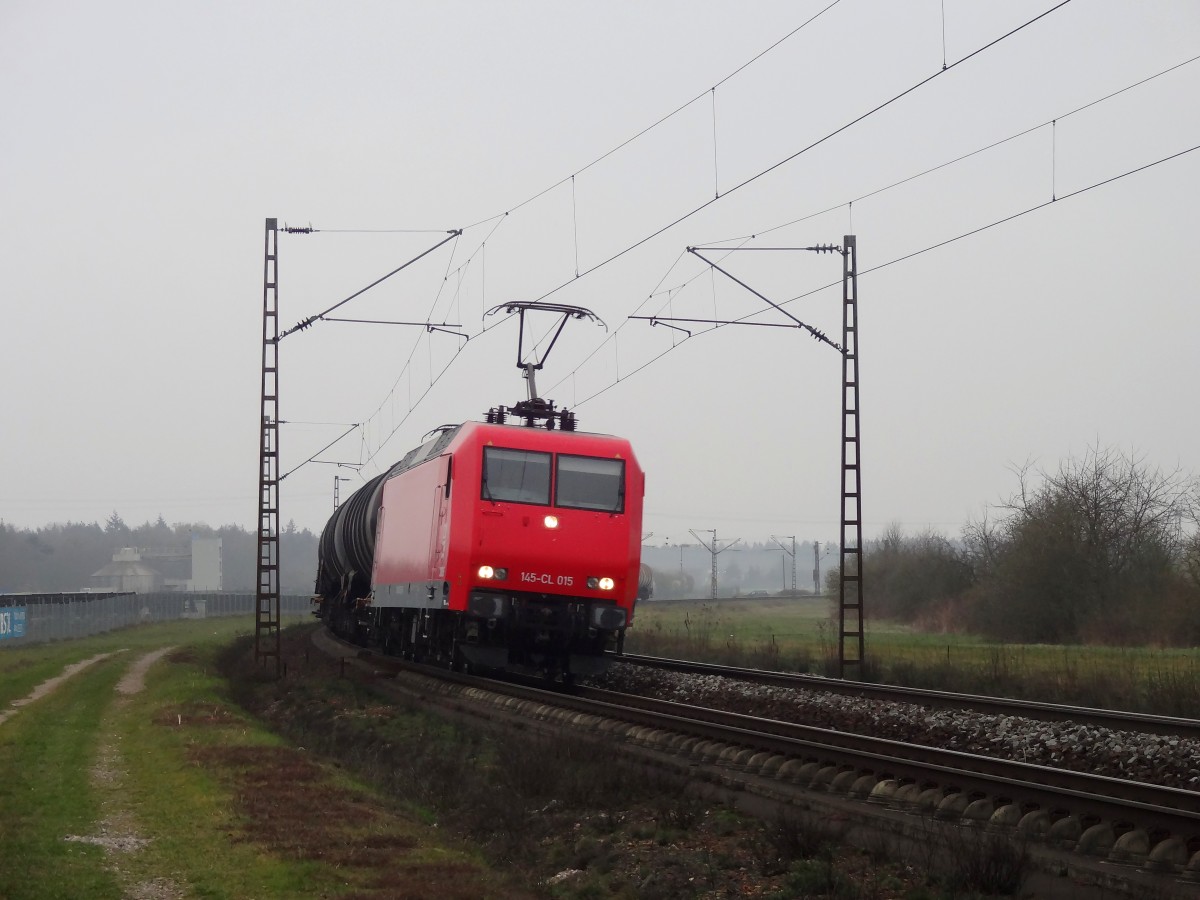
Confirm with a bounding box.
[0,618,513,899]
[626,596,1200,715]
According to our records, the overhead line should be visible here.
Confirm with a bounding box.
[286,48,1195,244]
[729,143,1200,320]
[569,142,1199,407]
[857,143,1200,281]
[525,0,1074,306]
[459,0,844,232]
[721,1,1074,197]
[279,231,462,340]
[700,51,1200,245]
[280,424,361,482]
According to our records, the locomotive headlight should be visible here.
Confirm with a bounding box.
[586,576,615,591]
[544,515,559,529]
[477,566,508,580]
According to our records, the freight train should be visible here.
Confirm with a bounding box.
[313,402,644,681]
[637,563,654,601]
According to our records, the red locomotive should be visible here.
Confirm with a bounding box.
[314,401,644,680]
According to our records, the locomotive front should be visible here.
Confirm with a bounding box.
[447,422,644,676]
[317,416,644,680]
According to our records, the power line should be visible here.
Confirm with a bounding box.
[280,424,360,482]
[565,142,1199,409]
[857,144,1200,283]
[351,228,483,463]
[617,49,1200,382]
[745,143,1200,320]
[520,1,1075,308]
[547,10,1190,402]
[284,49,1197,252]
[697,51,1200,247]
[458,0,845,233]
[278,231,462,340]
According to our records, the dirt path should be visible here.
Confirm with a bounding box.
[0,651,118,727]
[63,646,187,900]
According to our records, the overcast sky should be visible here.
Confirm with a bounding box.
[3,1,1198,549]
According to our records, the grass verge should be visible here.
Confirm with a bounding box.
[0,652,126,898]
[626,597,1200,714]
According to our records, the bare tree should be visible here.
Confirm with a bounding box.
[965,445,1194,644]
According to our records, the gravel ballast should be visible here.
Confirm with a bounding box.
[590,663,1200,790]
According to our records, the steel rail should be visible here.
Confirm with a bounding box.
[616,652,1200,740]
[357,649,1200,842]
[572,685,1200,838]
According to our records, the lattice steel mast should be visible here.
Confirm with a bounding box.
[636,235,865,678]
[838,235,864,677]
[255,218,281,674]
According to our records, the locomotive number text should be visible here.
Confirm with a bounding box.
[520,572,573,587]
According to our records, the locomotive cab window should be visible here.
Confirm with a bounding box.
[555,455,625,512]
[481,447,551,504]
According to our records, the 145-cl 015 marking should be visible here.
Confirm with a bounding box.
[520,572,573,586]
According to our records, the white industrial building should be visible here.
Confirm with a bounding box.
[90,537,223,593]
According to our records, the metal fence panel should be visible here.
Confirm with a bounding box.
[0,592,314,647]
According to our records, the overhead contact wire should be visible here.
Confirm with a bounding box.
[698,51,1199,245]
[458,0,844,233]
[711,88,720,198]
[525,0,1075,307]
[858,143,1200,281]
[573,143,1200,406]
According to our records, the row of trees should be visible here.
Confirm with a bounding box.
[833,446,1200,645]
[0,515,319,595]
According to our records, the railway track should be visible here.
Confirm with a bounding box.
[315,630,1200,891]
[616,652,1200,741]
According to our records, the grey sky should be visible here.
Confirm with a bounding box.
[3,1,1198,548]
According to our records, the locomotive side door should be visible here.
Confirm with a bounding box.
[429,454,452,582]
